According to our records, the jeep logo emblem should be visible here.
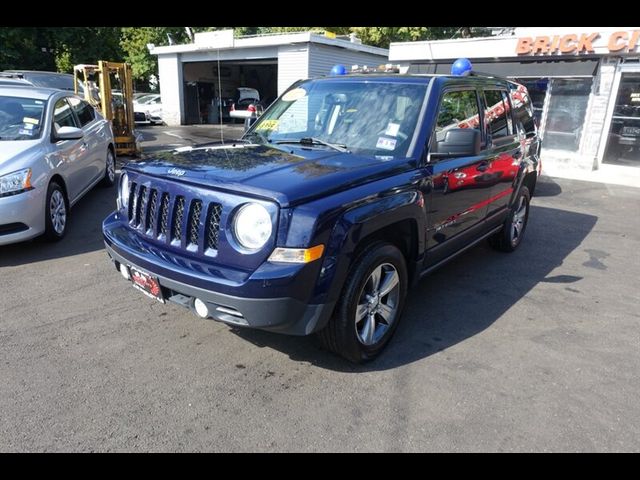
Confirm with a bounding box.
[167,168,186,177]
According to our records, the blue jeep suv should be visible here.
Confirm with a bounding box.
[102,64,540,363]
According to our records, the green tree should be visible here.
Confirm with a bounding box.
[120,27,188,82]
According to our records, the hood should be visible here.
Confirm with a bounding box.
[0,140,41,169]
[124,143,413,206]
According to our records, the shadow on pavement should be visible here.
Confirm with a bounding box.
[535,175,563,197]
[231,205,598,371]
[0,181,118,267]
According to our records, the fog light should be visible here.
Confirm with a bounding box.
[120,264,130,280]
[194,298,210,318]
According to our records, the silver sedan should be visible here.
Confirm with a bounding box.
[0,86,115,245]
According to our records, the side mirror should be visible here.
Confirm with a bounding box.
[432,128,481,158]
[56,126,84,140]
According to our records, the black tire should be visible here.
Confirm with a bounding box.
[43,181,68,242]
[317,242,408,363]
[101,148,116,187]
[489,185,530,252]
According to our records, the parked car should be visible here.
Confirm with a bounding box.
[0,86,115,246]
[229,87,261,121]
[2,70,83,95]
[102,64,539,362]
[134,94,162,124]
[0,75,33,87]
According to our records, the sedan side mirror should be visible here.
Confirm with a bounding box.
[432,128,481,159]
[55,126,84,140]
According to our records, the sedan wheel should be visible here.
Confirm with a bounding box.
[44,181,68,242]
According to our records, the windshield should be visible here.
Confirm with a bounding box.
[247,79,428,158]
[0,95,46,141]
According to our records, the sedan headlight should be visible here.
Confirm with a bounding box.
[118,172,129,210]
[233,203,272,250]
[0,168,32,197]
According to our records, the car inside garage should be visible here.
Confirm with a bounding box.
[182,60,277,125]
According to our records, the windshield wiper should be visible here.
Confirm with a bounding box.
[273,137,350,153]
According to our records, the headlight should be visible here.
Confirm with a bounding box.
[118,172,129,210]
[0,168,32,197]
[233,203,272,250]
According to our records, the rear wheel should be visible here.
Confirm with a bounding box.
[317,242,408,363]
[43,181,68,242]
[489,185,530,252]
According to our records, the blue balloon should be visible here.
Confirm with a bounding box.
[330,64,347,76]
[451,58,473,76]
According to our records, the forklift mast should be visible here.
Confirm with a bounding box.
[74,61,141,157]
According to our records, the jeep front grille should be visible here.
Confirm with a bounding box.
[127,183,222,254]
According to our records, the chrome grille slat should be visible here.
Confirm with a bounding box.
[172,196,185,242]
[128,182,137,222]
[136,186,148,229]
[160,193,170,236]
[206,203,223,250]
[147,189,158,234]
[188,200,202,246]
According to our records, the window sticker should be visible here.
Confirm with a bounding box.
[282,88,307,102]
[255,119,279,132]
[18,129,33,136]
[35,101,43,105]
[385,122,400,137]
[23,117,39,125]
[376,136,397,151]
[375,155,394,161]
[24,123,35,130]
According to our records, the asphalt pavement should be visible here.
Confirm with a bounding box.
[1,126,639,451]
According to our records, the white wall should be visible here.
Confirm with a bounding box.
[157,53,183,126]
[277,45,309,95]
[307,44,388,79]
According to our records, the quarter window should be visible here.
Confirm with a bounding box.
[53,98,77,130]
[68,97,95,126]
[483,89,513,140]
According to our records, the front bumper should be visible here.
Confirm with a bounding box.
[103,214,335,335]
[0,189,45,246]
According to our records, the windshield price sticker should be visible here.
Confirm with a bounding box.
[376,136,397,151]
[385,122,400,137]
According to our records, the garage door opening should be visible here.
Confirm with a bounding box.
[182,60,277,125]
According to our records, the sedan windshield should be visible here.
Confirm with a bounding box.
[0,95,46,141]
[247,79,428,158]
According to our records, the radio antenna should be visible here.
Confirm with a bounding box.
[217,47,224,144]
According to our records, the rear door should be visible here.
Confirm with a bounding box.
[68,96,105,187]
[425,87,494,264]
[50,97,88,201]
[480,87,523,220]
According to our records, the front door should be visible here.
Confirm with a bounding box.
[603,72,640,167]
[425,87,494,266]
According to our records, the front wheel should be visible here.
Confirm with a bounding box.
[317,242,408,363]
[489,185,530,252]
[101,148,116,187]
[43,181,68,242]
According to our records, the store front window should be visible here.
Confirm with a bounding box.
[543,78,593,152]
[516,78,548,125]
[603,73,640,167]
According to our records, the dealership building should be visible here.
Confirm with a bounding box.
[389,27,640,184]
[149,30,387,126]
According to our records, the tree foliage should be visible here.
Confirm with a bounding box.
[1,26,500,83]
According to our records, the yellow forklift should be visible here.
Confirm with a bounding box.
[73,61,141,156]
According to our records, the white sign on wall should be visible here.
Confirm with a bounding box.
[194,30,234,48]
